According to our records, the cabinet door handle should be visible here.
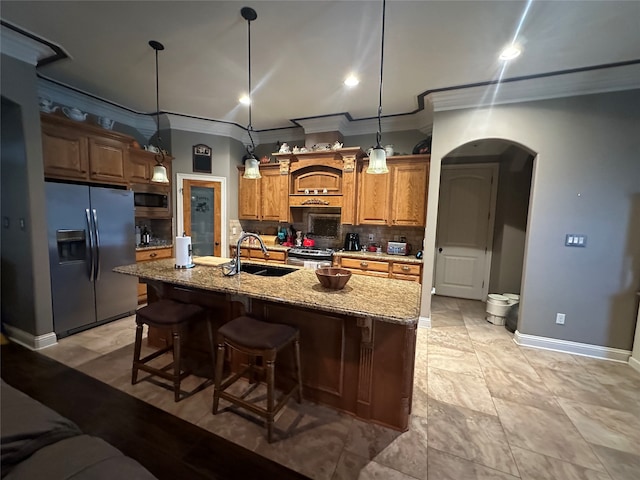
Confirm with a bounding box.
[402,265,410,271]
[150,252,157,258]
[360,261,368,267]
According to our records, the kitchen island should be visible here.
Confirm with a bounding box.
[114,257,421,431]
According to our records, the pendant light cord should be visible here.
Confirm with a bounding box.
[246,13,256,156]
[149,40,166,165]
[376,0,386,149]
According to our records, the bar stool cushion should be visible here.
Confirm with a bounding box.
[218,316,297,350]
[137,299,203,327]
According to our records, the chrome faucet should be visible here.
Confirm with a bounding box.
[222,232,269,276]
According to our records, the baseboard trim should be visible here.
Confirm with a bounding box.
[629,355,640,373]
[2,323,57,351]
[513,330,631,363]
[418,316,431,328]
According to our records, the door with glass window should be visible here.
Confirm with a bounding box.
[182,179,222,257]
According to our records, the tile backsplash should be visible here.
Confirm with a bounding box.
[234,214,424,254]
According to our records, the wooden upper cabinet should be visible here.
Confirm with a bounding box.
[41,113,129,186]
[127,149,152,184]
[390,157,429,226]
[238,169,260,220]
[357,155,429,227]
[238,165,288,221]
[87,136,127,184]
[260,167,288,221]
[42,121,90,180]
[357,162,391,225]
[126,149,173,185]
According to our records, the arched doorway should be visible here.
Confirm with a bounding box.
[433,139,535,302]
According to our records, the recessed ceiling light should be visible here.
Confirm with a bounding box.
[239,94,250,105]
[344,74,359,87]
[499,45,521,61]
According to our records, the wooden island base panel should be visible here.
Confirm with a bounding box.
[115,258,420,432]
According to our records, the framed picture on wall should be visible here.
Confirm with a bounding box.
[193,144,212,173]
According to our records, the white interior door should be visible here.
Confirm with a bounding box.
[435,164,498,300]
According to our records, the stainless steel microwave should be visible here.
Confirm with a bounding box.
[132,184,170,217]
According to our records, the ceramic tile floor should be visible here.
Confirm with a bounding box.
[41,296,640,480]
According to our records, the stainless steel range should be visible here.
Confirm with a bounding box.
[287,247,334,268]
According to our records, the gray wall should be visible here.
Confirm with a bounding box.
[344,130,427,157]
[1,53,54,337]
[168,129,246,229]
[489,148,533,294]
[424,89,640,350]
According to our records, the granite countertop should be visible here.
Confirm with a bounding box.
[334,250,423,264]
[136,244,173,252]
[114,257,420,325]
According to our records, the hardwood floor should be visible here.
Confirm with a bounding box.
[0,342,309,480]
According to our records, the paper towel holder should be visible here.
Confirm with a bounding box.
[174,236,195,269]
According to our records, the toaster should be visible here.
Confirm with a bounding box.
[386,242,408,255]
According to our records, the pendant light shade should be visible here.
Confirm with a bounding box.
[243,157,261,179]
[368,146,388,174]
[151,164,169,183]
[149,40,169,183]
[241,7,261,179]
[366,0,389,175]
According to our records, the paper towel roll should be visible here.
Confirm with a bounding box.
[175,236,192,267]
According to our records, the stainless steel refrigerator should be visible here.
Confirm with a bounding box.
[45,182,137,336]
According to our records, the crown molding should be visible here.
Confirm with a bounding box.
[294,114,351,134]
[164,113,248,142]
[37,78,157,138]
[256,127,305,144]
[429,62,640,112]
[0,21,60,66]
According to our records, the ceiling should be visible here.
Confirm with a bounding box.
[2,1,640,136]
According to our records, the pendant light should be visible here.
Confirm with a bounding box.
[149,40,169,183]
[366,0,389,174]
[241,6,261,179]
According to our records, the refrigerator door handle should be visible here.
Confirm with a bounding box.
[85,208,95,281]
[92,208,101,281]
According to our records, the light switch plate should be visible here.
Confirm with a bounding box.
[565,234,587,247]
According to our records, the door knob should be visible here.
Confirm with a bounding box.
[438,247,443,253]
[215,242,220,246]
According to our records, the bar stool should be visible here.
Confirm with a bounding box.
[212,316,303,443]
[132,299,215,402]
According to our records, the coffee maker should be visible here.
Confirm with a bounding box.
[344,233,360,251]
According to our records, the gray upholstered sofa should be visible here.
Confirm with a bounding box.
[1,380,156,479]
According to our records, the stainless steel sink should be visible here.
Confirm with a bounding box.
[240,264,297,277]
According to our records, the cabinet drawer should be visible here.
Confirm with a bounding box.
[391,262,421,276]
[289,195,342,208]
[250,250,286,262]
[391,273,421,283]
[230,247,251,258]
[136,247,173,262]
[348,269,390,279]
[341,257,389,273]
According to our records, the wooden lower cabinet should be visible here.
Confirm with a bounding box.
[340,257,389,278]
[135,247,173,303]
[390,262,422,283]
[229,246,287,264]
[146,281,416,431]
[337,256,423,283]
